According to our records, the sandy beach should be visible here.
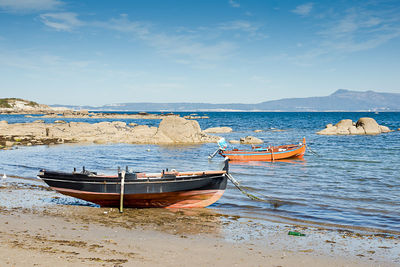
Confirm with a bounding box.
[0,177,398,267]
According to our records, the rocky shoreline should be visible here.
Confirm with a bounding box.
[0,117,220,149]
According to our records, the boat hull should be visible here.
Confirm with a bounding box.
[39,171,228,208]
[220,143,306,161]
[50,187,225,208]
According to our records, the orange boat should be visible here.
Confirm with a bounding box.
[212,138,306,161]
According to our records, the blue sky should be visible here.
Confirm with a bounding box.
[0,0,399,105]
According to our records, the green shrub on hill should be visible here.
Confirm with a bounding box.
[0,98,39,108]
[0,99,12,108]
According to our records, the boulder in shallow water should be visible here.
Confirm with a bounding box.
[379,125,391,133]
[240,136,263,144]
[317,124,338,135]
[335,119,353,128]
[348,126,365,135]
[356,117,381,135]
[318,117,391,135]
[203,127,232,133]
[154,116,219,144]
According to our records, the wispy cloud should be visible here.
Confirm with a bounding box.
[218,20,268,39]
[0,48,93,73]
[318,7,400,53]
[93,14,236,64]
[292,3,313,16]
[93,14,150,37]
[40,12,83,31]
[0,0,63,12]
[94,15,239,67]
[288,4,400,65]
[229,0,240,8]
[38,13,262,67]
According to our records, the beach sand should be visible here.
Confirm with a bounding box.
[0,179,399,266]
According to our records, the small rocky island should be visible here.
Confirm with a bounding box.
[0,98,266,149]
[0,117,222,149]
[317,117,392,135]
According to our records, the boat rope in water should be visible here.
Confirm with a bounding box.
[305,144,320,157]
[226,173,286,208]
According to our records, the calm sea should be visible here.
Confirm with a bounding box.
[1,112,399,233]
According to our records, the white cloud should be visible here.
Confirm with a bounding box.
[93,15,238,67]
[0,0,62,12]
[145,33,237,65]
[40,12,82,31]
[289,6,400,65]
[37,13,250,67]
[219,20,268,39]
[229,0,240,8]
[292,3,313,16]
[318,8,400,53]
[93,14,150,37]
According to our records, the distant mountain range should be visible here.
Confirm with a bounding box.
[52,89,400,112]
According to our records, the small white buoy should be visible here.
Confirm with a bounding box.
[2,173,6,179]
[146,149,151,152]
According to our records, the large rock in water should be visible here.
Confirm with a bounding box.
[317,117,392,135]
[240,136,263,144]
[203,127,233,133]
[154,116,219,144]
[356,117,381,135]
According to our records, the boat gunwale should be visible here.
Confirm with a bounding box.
[39,172,228,185]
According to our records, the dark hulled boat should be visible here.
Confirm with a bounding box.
[38,160,229,208]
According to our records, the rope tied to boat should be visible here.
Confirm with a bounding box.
[226,173,284,208]
[306,144,320,157]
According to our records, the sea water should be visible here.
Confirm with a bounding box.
[0,112,399,233]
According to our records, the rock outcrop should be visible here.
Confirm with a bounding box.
[240,136,263,144]
[229,136,263,145]
[153,117,219,144]
[0,117,220,149]
[317,117,392,135]
[203,127,233,133]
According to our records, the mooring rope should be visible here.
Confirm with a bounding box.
[226,173,284,207]
[306,144,320,157]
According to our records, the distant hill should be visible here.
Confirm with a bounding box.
[51,89,400,112]
[254,89,400,111]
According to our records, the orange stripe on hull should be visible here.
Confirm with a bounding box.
[51,187,225,208]
[222,144,306,161]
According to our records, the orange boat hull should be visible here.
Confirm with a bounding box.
[51,187,226,208]
[220,142,306,161]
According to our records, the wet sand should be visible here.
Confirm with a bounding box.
[0,178,399,266]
